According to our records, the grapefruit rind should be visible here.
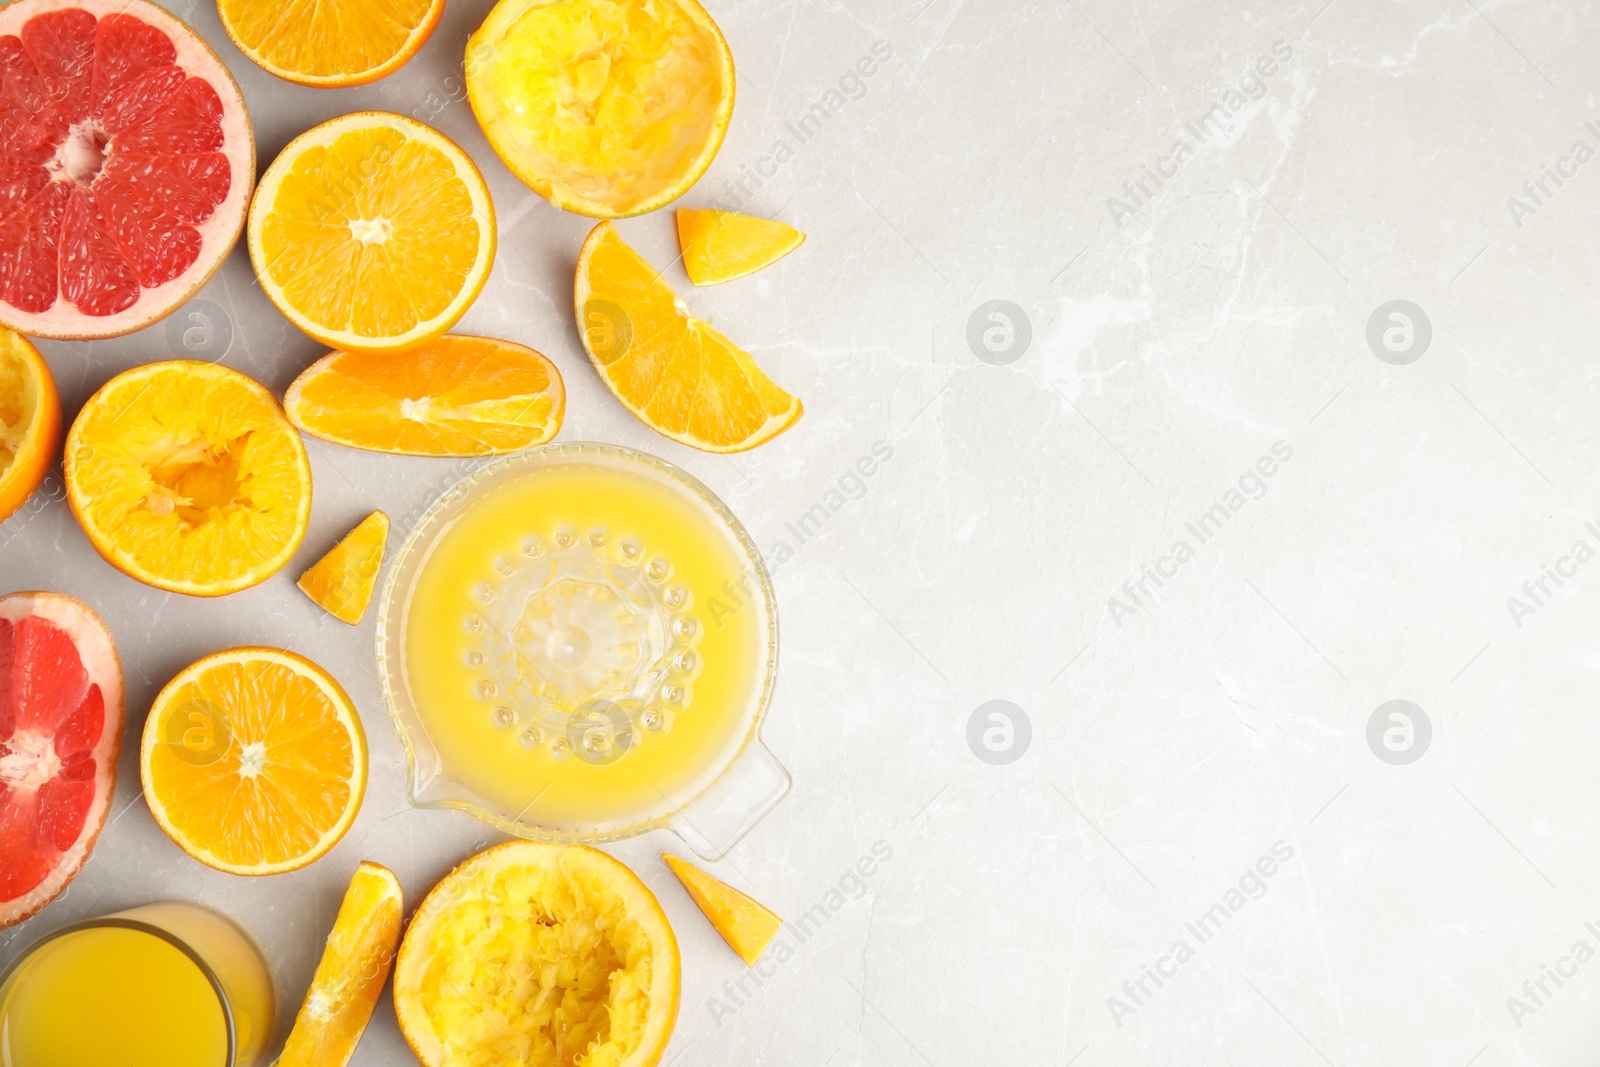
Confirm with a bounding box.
[0,0,255,340]
[0,591,123,930]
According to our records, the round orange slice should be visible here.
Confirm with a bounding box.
[278,861,403,1067]
[466,0,734,218]
[248,112,496,354]
[394,840,680,1067]
[220,0,445,87]
[0,328,61,525]
[284,335,565,455]
[575,221,802,452]
[63,361,312,597]
[140,647,367,876]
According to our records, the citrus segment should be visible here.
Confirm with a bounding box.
[0,591,122,928]
[63,361,312,597]
[298,511,389,625]
[139,647,366,875]
[662,854,780,966]
[0,329,61,524]
[0,0,253,339]
[278,861,403,1067]
[466,0,734,218]
[249,112,496,353]
[394,840,680,1067]
[575,221,801,452]
[284,336,566,455]
[220,0,444,87]
[675,210,805,286]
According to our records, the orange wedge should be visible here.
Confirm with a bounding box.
[574,222,801,452]
[249,112,496,353]
[466,0,734,218]
[140,648,367,876]
[284,336,565,455]
[663,854,781,966]
[394,841,680,1067]
[278,861,403,1067]
[63,361,312,597]
[219,0,444,87]
[298,512,390,625]
[676,210,805,286]
[0,328,60,524]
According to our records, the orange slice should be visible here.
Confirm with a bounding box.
[249,112,496,354]
[466,0,734,218]
[140,648,367,875]
[298,512,390,625]
[0,328,60,524]
[574,221,801,452]
[394,841,680,1067]
[220,0,444,87]
[283,336,565,455]
[676,210,805,286]
[63,361,312,597]
[278,861,403,1067]
[662,854,781,966]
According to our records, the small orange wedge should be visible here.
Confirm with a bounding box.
[676,210,805,286]
[574,222,801,453]
[663,854,781,966]
[299,512,390,625]
[220,0,444,87]
[140,647,366,876]
[278,861,403,1067]
[0,328,60,525]
[284,336,565,456]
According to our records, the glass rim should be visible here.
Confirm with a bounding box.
[375,439,781,842]
[0,915,238,1066]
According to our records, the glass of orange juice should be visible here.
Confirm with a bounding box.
[378,441,788,857]
[0,901,275,1067]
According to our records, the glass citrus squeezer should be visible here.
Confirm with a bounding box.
[377,442,789,857]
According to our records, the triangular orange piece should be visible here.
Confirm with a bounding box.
[664,853,782,965]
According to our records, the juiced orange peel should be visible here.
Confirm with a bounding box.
[0,328,61,525]
[394,840,680,1067]
[466,0,735,218]
[63,361,311,597]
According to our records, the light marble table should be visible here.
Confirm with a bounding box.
[4,0,1598,1064]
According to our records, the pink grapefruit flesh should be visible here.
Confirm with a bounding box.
[0,591,122,929]
[0,0,254,340]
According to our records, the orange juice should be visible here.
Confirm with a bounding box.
[383,443,776,838]
[0,902,274,1067]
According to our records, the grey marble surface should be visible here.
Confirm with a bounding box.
[6,0,1600,1064]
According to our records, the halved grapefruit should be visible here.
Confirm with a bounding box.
[0,0,254,340]
[0,591,123,929]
